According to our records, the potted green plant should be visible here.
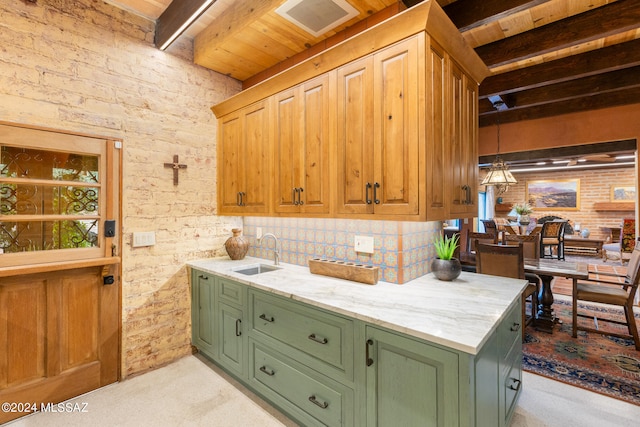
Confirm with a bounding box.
[513,202,533,225]
[431,234,461,281]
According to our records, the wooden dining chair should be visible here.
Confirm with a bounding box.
[466,231,498,254]
[475,241,536,341]
[481,219,498,237]
[502,234,542,327]
[572,245,640,350]
[603,218,636,264]
[540,220,567,260]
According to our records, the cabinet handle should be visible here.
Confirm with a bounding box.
[308,395,329,409]
[308,333,328,345]
[509,378,521,391]
[462,185,472,205]
[510,322,521,332]
[237,191,246,206]
[366,182,372,204]
[293,188,298,205]
[366,339,374,366]
[198,275,208,280]
[259,314,275,323]
[298,187,304,205]
[259,366,275,376]
[373,182,380,204]
[235,319,242,336]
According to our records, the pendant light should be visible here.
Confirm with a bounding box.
[481,100,517,194]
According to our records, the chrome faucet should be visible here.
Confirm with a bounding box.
[258,233,280,265]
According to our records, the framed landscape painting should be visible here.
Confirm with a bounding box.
[526,179,580,210]
[610,185,635,202]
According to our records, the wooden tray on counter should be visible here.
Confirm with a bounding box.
[308,258,379,285]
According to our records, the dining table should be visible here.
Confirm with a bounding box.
[524,258,588,333]
[459,251,589,334]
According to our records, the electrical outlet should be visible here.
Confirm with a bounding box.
[256,227,263,239]
[354,235,374,254]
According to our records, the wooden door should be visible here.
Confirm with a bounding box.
[0,267,118,423]
[0,123,121,423]
[336,56,375,215]
[373,37,420,216]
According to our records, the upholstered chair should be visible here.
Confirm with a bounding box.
[603,218,636,264]
[540,220,567,260]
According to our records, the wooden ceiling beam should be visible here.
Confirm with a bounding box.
[194,0,284,68]
[479,86,640,126]
[442,0,550,32]
[155,0,215,50]
[480,38,640,98]
[475,0,640,68]
[479,65,640,115]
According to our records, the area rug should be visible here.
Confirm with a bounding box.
[523,297,640,405]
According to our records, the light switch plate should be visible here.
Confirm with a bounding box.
[132,231,156,247]
[256,227,263,239]
[354,235,374,254]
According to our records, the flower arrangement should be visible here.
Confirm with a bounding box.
[512,202,533,215]
[433,234,459,260]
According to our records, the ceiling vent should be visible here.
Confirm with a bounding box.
[275,0,359,37]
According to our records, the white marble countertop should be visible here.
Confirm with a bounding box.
[188,256,528,355]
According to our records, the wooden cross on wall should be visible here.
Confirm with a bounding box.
[164,155,187,185]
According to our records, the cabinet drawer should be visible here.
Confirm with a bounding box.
[497,299,521,358]
[502,349,522,424]
[218,277,246,307]
[250,291,353,376]
[250,341,351,427]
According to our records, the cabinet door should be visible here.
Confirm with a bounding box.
[191,270,216,358]
[425,40,448,220]
[365,326,459,427]
[336,56,375,214]
[274,75,330,214]
[448,61,477,217]
[217,100,270,214]
[372,37,420,216]
[218,302,247,379]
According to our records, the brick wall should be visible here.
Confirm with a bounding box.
[1,0,241,377]
[493,166,635,240]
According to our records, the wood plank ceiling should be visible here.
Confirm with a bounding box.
[107,0,640,129]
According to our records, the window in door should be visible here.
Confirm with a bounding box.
[0,123,118,267]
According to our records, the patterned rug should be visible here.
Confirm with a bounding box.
[523,297,640,405]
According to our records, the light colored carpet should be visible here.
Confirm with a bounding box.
[7,354,640,427]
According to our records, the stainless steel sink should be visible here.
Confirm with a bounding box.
[231,264,281,276]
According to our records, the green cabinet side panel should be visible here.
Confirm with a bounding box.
[191,269,216,358]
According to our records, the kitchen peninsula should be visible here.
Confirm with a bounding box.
[189,257,527,426]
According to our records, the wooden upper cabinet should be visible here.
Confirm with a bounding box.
[337,36,421,217]
[218,100,270,215]
[212,1,489,221]
[273,75,330,214]
[448,60,479,217]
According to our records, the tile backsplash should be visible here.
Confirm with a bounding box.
[240,217,442,283]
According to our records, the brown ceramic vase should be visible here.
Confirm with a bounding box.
[225,228,249,260]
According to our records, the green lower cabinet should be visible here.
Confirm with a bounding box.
[363,326,459,427]
[189,272,522,427]
[218,302,247,379]
[191,269,216,358]
[249,338,354,426]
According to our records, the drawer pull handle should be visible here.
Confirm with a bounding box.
[259,366,275,376]
[308,395,328,409]
[308,334,328,344]
[235,319,242,337]
[198,275,208,280]
[509,378,521,391]
[259,314,275,323]
[510,322,521,332]
[366,339,374,366]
